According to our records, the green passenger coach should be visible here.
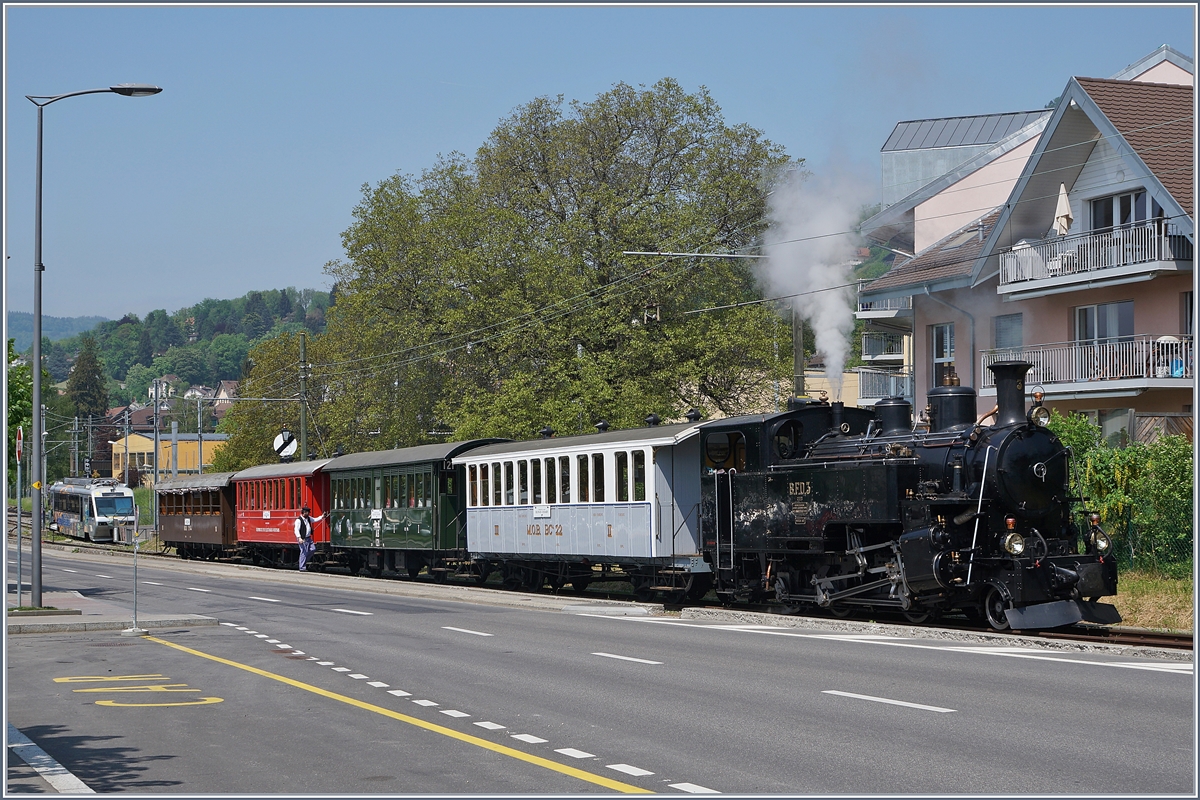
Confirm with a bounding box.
[323,440,507,579]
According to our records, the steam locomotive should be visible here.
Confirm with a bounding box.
[156,360,1119,631]
[698,361,1120,630]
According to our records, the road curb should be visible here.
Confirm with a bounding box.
[7,615,218,635]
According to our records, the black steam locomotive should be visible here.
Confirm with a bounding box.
[698,361,1120,630]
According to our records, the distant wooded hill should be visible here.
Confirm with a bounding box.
[16,287,331,407]
[7,312,109,351]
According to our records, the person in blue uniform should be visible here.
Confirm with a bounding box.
[294,506,324,571]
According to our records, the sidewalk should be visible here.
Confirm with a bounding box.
[6,589,217,635]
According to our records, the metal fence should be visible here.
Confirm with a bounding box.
[999,222,1192,285]
[981,334,1193,387]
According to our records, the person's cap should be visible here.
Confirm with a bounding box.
[301,506,311,514]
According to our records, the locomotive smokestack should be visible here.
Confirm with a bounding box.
[988,360,1032,427]
[830,401,845,433]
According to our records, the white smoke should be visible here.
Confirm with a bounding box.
[760,168,874,401]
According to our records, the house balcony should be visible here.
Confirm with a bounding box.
[979,334,1193,399]
[857,366,914,405]
[862,332,905,363]
[856,283,912,322]
[998,222,1192,300]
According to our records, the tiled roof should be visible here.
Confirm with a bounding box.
[1076,77,1194,212]
[882,111,1050,152]
[862,209,1003,294]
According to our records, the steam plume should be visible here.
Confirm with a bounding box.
[760,169,873,400]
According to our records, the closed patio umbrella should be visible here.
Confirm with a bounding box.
[1054,183,1073,236]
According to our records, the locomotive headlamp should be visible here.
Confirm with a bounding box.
[1003,532,1026,555]
[1089,513,1101,526]
[1090,529,1112,554]
[1029,406,1051,427]
[1005,516,1017,530]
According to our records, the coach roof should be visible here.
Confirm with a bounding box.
[325,439,509,472]
[452,422,700,461]
[156,472,237,492]
[233,459,332,480]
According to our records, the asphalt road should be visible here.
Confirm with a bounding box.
[7,546,1196,794]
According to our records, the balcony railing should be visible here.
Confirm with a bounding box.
[999,222,1192,286]
[862,332,905,359]
[858,295,912,312]
[980,335,1193,388]
[858,367,914,401]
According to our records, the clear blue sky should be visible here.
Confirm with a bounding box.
[3,4,1194,319]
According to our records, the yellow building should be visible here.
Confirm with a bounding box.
[110,433,229,485]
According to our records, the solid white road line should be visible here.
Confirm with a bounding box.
[474,721,505,730]
[822,690,956,713]
[671,782,719,793]
[555,748,595,759]
[249,596,280,603]
[7,723,94,794]
[607,764,653,777]
[592,652,662,665]
[332,608,372,615]
[442,626,493,637]
[511,734,548,744]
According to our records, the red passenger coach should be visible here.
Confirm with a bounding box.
[232,460,331,567]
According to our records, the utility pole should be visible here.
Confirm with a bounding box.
[792,304,805,397]
[197,398,203,476]
[299,331,308,462]
[71,416,79,477]
[152,379,160,536]
[123,408,131,487]
[86,415,94,476]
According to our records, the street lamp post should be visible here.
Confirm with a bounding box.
[26,83,162,608]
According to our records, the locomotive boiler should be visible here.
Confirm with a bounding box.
[698,361,1120,630]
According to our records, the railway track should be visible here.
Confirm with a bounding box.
[8,518,1193,651]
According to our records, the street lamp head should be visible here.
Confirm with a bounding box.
[110,84,163,97]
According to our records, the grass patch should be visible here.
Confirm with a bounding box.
[1108,570,1194,632]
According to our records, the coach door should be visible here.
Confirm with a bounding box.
[704,431,745,574]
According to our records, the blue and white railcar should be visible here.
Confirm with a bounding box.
[453,420,712,600]
[48,477,138,543]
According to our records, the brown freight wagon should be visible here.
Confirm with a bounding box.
[156,472,237,560]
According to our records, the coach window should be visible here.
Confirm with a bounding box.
[543,458,555,503]
[633,451,647,501]
[502,462,514,505]
[489,463,500,506]
[530,459,541,504]
[577,454,589,502]
[592,453,605,503]
[559,456,571,503]
[517,461,528,504]
[616,452,629,502]
[468,465,478,507]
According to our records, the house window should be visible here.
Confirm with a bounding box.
[1182,292,1194,337]
[1091,191,1163,231]
[930,323,955,388]
[1075,301,1133,343]
[1098,408,1133,448]
[995,313,1023,351]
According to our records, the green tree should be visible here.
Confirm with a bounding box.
[276,289,293,320]
[7,339,32,484]
[135,326,153,367]
[123,363,155,402]
[145,309,184,352]
[206,334,251,382]
[66,333,109,420]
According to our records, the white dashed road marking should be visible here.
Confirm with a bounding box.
[249,596,280,603]
[254,634,269,639]
[348,674,369,680]
[671,782,719,793]
[95,574,112,578]
[368,681,389,688]
[608,764,654,777]
[317,661,334,666]
[331,667,351,673]
[61,569,78,573]
[592,652,662,665]
[412,699,439,707]
[332,608,372,615]
[387,689,412,697]
[275,644,292,649]
[511,734,548,744]
[442,626,493,637]
[440,710,470,718]
[187,587,211,593]
[555,748,595,759]
[265,639,280,644]
[474,721,505,730]
[142,581,163,585]
[822,690,956,713]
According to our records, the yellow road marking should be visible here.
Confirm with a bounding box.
[146,636,652,793]
[95,698,224,707]
[54,674,169,683]
[73,684,200,693]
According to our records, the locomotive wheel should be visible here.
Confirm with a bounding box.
[569,579,591,594]
[432,563,449,584]
[828,605,853,619]
[983,587,1012,631]
[474,563,492,586]
[408,565,422,579]
[903,609,934,625]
